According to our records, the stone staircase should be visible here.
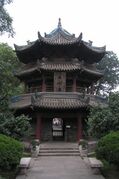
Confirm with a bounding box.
[39,142,80,156]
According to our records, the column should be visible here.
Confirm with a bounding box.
[42,75,46,92]
[91,83,94,94]
[77,114,83,142]
[87,87,89,94]
[36,113,42,141]
[24,83,28,93]
[73,76,76,92]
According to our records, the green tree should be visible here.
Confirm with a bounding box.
[0,113,31,140]
[88,92,119,138]
[96,131,119,167]
[0,0,14,36]
[0,43,31,140]
[0,134,23,171]
[0,43,23,111]
[95,51,119,96]
[88,107,113,138]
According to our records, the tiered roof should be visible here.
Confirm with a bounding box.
[10,19,107,111]
[14,18,106,64]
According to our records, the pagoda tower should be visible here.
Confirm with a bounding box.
[11,19,106,142]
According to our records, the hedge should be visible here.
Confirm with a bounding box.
[96,131,119,167]
[0,134,23,171]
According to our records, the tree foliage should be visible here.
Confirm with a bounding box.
[0,43,31,140]
[0,0,14,36]
[109,92,119,117]
[96,131,119,167]
[88,107,113,138]
[95,51,119,96]
[0,134,23,170]
[0,43,23,111]
[0,113,31,140]
[88,92,119,138]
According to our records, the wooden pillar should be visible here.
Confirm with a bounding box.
[77,114,83,142]
[87,87,89,94]
[42,75,46,92]
[24,83,28,93]
[36,114,42,141]
[91,83,94,94]
[73,76,76,92]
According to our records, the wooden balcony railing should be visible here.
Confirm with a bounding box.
[66,85,73,92]
[76,87,85,93]
[46,85,54,92]
[28,86,42,93]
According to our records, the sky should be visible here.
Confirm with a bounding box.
[0,0,119,58]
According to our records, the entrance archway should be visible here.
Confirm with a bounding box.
[52,118,64,141]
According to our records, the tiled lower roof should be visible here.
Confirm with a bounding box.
[10,93,87,109]
[33,97,86,109]
[10,92,108,110]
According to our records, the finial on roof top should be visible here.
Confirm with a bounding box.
[58,18,62,28]
[27,40,30,45]
[88,40,93,46]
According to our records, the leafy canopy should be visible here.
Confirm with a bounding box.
[88,92,119,138]
[96,131,119,167]
[0,0,14,36]
[0,134,23,170]
[0,43,31,140]
[0,113,31,140]
[0,43,23,111]
[95,51,119,96]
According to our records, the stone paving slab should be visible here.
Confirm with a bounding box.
[16,156,104,179]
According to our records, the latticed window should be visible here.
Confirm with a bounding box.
[66,79,73,92]
[46,80,54,92]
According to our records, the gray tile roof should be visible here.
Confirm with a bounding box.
[38,31,82,45]
[32,93,86,109]
[14,19,105,54]
[10,92,108,110]
[15,61,103,77]
[39,62,81,71]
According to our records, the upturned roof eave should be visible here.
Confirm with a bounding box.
[14,37,106,54]
[14,41,38,52]
[81,41,106,55]
[81,67,104,77]
[14,33,82,52]
[15,64,103,78]
[14,40,106,65]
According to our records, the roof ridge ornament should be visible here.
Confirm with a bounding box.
[58,18,62,28]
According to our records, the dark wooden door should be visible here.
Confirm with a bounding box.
[52,118,64,141]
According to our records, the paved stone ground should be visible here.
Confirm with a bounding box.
[17,156,105,179]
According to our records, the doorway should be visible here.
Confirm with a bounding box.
[52,118,64,141]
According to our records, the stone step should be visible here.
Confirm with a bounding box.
[40,143,78,150]
[39,149,79,153]
[39,143,79,157]
[38,152,80,156]
[40,148,79,150]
